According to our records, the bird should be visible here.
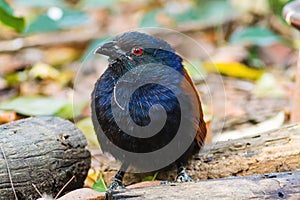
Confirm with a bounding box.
[91,31,207,192]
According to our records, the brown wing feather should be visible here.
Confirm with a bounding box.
[183,68,207,148]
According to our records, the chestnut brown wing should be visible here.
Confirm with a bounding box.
[182,68,207,148]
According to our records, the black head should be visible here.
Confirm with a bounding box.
[95,32,179,72]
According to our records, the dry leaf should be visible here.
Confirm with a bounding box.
[0,111,20,124]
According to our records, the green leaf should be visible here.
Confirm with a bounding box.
[14,0,66,8]
[76,117,99,147]
[173,0,237,26]
[55,102,74,119]
[5,71,28,86]
[81,0,120,9]
[55,101,86,119]
[25,15,59,33]
[92,174,107,192]
[56,9,90,29]
[0,0,13,13]
[142,172,158,182]
[0,96,69,116]
[268,0,292,17]
[25,8,90,34]
[229,26,281,46]
[247,46,265,69]
[0,0,25,33]
[139,10,162,27]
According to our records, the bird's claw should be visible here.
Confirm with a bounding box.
[175,172,193,183]
[160,180,171,185]
[104,178,125,200]
[108,178,125,190]
[160,173,193,185]
[160,166,193,185]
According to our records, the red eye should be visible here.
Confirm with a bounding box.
[132,47,143,56]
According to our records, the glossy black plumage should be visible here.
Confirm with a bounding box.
[91,31,206,190]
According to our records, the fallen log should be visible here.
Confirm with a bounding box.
[58,123,300,199]
[189,123,300,180]
[0,117,91,200]
[98,123,300,185]
[110,170,300,200]
[58,170,300,199]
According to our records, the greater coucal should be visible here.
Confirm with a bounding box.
[91,31,207,192]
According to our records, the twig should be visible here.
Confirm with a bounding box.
[0,26,101,52]
[33,176,77,200]
[32,183,44,198]
[1,146,18,200]
[54,175,75,199]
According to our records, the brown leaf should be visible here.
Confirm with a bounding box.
[0,111,20,124]
[44,46,80,66]
[0,54,24,75]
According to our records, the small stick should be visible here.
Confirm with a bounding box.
[54,175,75,199]
[32,183,44,198]
[1,146,18,200]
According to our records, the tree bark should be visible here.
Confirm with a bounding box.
[110,170,300,200]
[189,123,300,180]
[0,117,91,200]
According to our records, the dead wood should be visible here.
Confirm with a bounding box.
[111,170,300,200]
[0,117,91,200]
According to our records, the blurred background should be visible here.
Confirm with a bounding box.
[0,0,298,189]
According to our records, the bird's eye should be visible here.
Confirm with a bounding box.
[132,47,143,56]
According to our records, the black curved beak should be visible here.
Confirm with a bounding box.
[94,41,127,60]
[94,41,116,55]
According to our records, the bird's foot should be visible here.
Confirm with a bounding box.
[175,164,193,183]
[160,165,193,185]
[160,171,192,185]
[160,180,171,185]
[108,178,125,190]
[175,170,193,183]
[105,178,125,200]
